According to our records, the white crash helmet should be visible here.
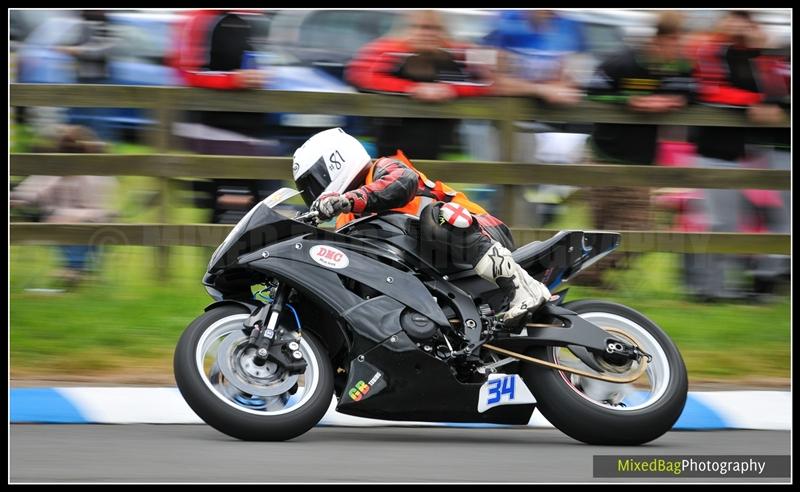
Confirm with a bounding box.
[292,128,372,207]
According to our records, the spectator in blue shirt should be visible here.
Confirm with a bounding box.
[484,10,587,85]
[464,10,585,227]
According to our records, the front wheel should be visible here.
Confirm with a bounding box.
[174,305,334,441]
[520,300,688,445]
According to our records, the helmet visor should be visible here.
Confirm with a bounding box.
[295,156,331,207]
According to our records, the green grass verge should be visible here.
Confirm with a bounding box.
[10,243,789,380]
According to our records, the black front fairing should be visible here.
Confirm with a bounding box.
[206,202,316,274]
[204,202,453,330]
[203,201,320,298]
[240,235,451,327]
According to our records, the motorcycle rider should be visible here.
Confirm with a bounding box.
[292,127,551,326]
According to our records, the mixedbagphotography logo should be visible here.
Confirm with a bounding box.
[594,455,790,478]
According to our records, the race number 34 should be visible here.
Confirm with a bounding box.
[477,374,535,413]
[487,375,515,404]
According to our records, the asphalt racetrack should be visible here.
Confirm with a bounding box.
[10,426,790,483]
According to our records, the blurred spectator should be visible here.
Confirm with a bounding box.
[685,10,790,301]
[483,10,588,94]
[55,10,118,140]
[586,11,694,164]
[466,10,586,154]
[169,9,279,224]
[55,10,116,84]
[10,125,117,290]
[346,10,495,160]
[580,11,695,287]
[463,10,586,226]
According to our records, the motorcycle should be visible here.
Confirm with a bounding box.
[174,187,688,444]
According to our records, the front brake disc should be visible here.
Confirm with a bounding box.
[216,332,298,397]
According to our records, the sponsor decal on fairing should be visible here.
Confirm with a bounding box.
[309,245,350,269]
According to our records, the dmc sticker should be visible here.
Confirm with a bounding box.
[309,245,350,269]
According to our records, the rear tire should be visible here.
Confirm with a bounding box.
[520,300,688,445]
[174,305,334,441]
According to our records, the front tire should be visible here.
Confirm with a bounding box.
[520,300,688,445]
[174,305,334,441]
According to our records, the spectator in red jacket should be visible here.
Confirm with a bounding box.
[686,10,790,301]
[346,10,495,159]
[691,10,789,160]
[172,10,267,91]
[170,9,278,224]
[348,10,494,100]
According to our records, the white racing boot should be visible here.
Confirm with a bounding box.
[475,241,551,326]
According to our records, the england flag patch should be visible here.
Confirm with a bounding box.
[440,203,473,228]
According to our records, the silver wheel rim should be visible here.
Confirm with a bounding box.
[552,312,671,412]
[195,314,320,416]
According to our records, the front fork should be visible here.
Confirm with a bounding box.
[244,282,307,374]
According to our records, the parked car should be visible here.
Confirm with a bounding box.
[118,10,363,153]
[15,10,363,149]
[15,11,180,141]
[252,49,362,155]
[10,9,63,52]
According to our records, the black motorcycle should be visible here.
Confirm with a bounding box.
[174,188,688,444]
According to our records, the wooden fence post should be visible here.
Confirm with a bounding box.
[152,100,174,280]
[496,98,518,227]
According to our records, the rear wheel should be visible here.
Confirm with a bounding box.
[520,300,688,445]
[174,305,333,441]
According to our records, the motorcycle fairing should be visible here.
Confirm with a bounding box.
[243,236,450,326]
[336,331,536,425]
